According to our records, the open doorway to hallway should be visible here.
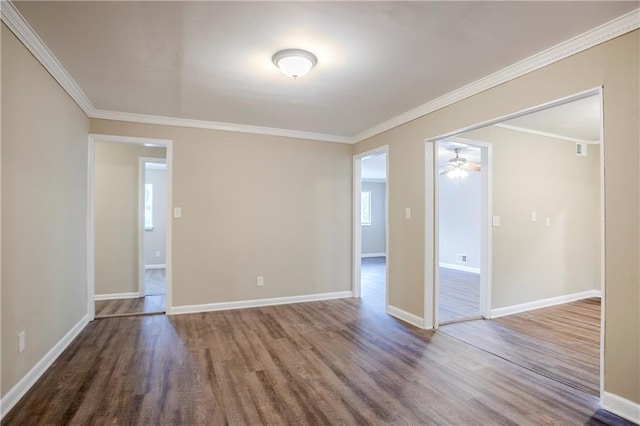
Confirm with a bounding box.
[91,139,170,318]
[354,148,388,312]
[437,140,487,324]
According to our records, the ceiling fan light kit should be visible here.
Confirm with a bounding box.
[440,146,481,182]
[272,49,318,79]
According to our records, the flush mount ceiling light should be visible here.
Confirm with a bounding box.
[272,49,317,79]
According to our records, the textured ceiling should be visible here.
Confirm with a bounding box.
[14,1,637,138]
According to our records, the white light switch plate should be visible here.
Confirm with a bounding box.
[174,207,182,218]
[405,208,411,219]
[492,216,501,227]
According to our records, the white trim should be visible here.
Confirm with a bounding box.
[438,262,481,274]
[601,392,640,424]
[494,123,599,145]
[489,290,602,319]
[0,315,89,419]
[93,292,141,301]
[88,134,174,316]
[424,142,436,329]
[352,9,639,143]
[145,264,166,270]
[386,305,425,329]
[361,253,386,258]
[171,291,354,315]
[0,1,95,116]
[597,87,606,400]
[91,110,351,144]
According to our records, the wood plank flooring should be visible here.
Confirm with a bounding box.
[4,296,626,425]
[438,267,480,323]
[94,294,165,317]
[361,256,386,309]
[441,297,601,396]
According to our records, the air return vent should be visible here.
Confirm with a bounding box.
[576,142,587,157]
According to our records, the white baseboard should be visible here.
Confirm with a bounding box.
[171,291,354,315]
[439,262,480,274]
[144,264,166,270]
[362,253,386,258]
[94,292,141,301]
[490,290,602,319]
[386,305,425,328]
[602,392,640,424]
[0,314,89,419]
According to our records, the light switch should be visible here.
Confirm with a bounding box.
[531,211,537,222]
[545,217,551,227]
[174,207,182,218]
[405,208,411,219]
[492,216,501,227]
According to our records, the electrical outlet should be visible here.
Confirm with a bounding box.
[18,331,25,354]
[257,276,264,287]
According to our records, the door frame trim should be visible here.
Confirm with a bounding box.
[87,134,174,319]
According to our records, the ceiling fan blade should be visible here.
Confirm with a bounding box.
[463,163,482,172]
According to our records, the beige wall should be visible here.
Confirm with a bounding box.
[1,24,89,396]
[463,126,601,308]
[94,142,165,295]
[354,30,639,403]
[90,120,353,306]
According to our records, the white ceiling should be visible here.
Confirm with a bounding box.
[499,95,601,143]
[12,2,637,139]
[362,153,387,182]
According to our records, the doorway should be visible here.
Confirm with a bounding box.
[436,138,490,325]
[87,134,173,319]
[353,146,389,312]
[140,158,167,303]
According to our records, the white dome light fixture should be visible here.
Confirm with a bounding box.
[272,49,317,79]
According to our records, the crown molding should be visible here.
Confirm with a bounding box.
[3,0,637,145]
[494,123,599,144]
[1,0,95,116]
[351,8,640,143]
[91,110,352,144]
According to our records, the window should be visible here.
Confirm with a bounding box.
[144,183,153,230]
[361,191,371,225]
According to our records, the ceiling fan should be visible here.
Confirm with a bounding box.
[439,147,481,180]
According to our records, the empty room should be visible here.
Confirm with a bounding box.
[2,2,639,424]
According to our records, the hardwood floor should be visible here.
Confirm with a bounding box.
[361,256,385,308]
[438,267,480,323]
[95,294,165,318]
[4,296,626,425]
[441,297,601,396]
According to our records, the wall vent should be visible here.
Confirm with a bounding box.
[576,142,587,157]
[456,254,468,264]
